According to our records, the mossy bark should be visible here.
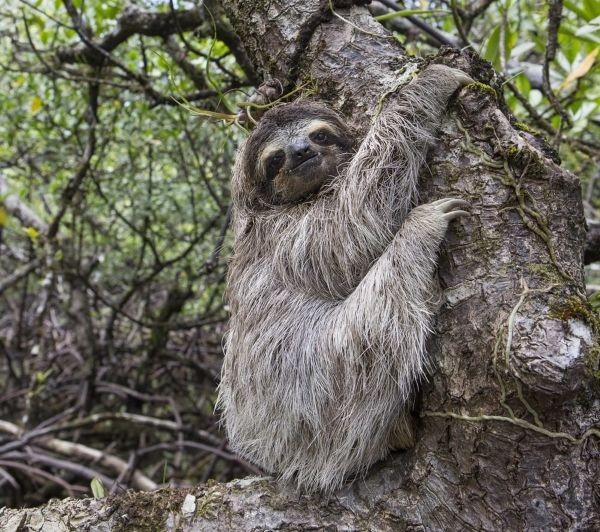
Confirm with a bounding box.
[1,2,598,530]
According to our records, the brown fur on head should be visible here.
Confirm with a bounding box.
[238,101,355,207]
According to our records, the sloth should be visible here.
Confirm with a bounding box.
[218,64,473,493]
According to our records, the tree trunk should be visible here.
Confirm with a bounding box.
[1,2,598,530]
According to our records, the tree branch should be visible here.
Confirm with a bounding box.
[0,175,48,234]
[56,5,207,66]
[0,258,42,296]
[0,420,157,491]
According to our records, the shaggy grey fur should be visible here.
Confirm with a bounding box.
[218,65,472,493]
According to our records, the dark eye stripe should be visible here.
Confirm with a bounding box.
[269,154,283,167]
[310,130,336,145]
[265,150,285,179]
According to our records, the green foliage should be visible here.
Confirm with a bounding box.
[399,0,599,217]
[0,0,244,508]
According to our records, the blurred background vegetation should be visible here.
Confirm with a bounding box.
[0,0,598,507]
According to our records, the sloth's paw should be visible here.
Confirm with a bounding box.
[429,197,471,221]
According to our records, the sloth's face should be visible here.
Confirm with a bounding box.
[245,103,355,206]
[260,119,351,204]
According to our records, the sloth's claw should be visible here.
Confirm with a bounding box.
[443,210,470,221]
[428,197,471,220]
[430,197,470,210]
[422,64,474,88]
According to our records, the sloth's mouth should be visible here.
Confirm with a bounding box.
[291,153,319,171]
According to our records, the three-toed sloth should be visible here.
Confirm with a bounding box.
[218,64,472,493]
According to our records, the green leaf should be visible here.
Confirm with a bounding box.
[560,25,600,45]
[564,0,591,21]
[40,30,51,45]
[510,42,536,60]
[561,35,581,63]
[529,89,543,107]
[482,25,502,70]
[504,26,518,64]
[576,19,600,39]
[30,96,43,114]
[24,227,40,240]
[35,369,52,384]
[515,72,531,97]
[27,15,45,30]
[90,478,106,499]
[582,0,600,20]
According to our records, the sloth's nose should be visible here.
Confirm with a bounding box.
[291,142,316,164]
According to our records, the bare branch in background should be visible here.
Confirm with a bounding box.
[46,77,98,240]
[0,258,42,296]
[542,0,571,140]
[56,4,207,66]
[0,175,48,234]
[377,0,459,47]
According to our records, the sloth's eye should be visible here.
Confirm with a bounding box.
[266,152,285,179]
[269,153,284,167]
[310,130,330,144]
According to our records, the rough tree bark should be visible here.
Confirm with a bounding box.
[1,2,598,530]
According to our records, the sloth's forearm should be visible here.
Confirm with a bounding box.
[338,67,466,232]
[339,103,435,232]
[331,212,448,388]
